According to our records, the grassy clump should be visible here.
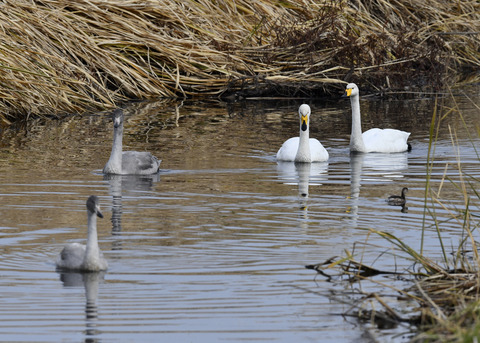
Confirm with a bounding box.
[306,91,480,341]
[0,0,480,122]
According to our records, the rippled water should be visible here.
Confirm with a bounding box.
[0,89,479,342]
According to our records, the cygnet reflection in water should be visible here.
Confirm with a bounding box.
[103,173,160,238]
[58,271,105,338]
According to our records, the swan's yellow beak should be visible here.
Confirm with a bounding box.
[301,114,308,131]
[344,88,352,97]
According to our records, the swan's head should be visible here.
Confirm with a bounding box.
[86,195,104,219]
[401,187,409,196]
[298,104,311,132]
[112,108,124,129]
[344,83,359,97]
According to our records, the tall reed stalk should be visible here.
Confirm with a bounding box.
[356,93,480,340]
[308,88,480,341]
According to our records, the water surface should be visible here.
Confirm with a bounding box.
[0,89,479,342]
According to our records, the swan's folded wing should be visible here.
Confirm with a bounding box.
[309,139,329,162]
[56,243,86,270]
[276,137,299,161]
[363,128,410,153]
[122,151,161,174]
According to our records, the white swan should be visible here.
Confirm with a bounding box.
[344,83,411,153]
[276,104,329,162]
[103,108,161,175]
[56,195,108,272]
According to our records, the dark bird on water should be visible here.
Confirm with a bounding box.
[387,187,408,206]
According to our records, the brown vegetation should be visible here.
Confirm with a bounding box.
[0,0,479,122]
[305,93,480,342]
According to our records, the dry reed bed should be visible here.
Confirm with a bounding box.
[313,254,480,342]
[306,95,480,341]
[0,0,479,122]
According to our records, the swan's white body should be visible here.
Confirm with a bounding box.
[345,83,410,153]
[103,108,161,175]
[276,104,329,162]
[56,196,108,272]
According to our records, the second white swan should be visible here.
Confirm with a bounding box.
[344,83,411,153]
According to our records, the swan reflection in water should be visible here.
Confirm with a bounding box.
[276,161,328,218]
[349,152,409,223]
[103,173,160,238]
[58,271,105,342]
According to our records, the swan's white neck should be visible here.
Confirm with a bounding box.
[104,124,123,174]
[83,211,100,269]
[349,94,366,152]
[295,117,311,162]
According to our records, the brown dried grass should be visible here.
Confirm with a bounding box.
[0,0,479,122]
